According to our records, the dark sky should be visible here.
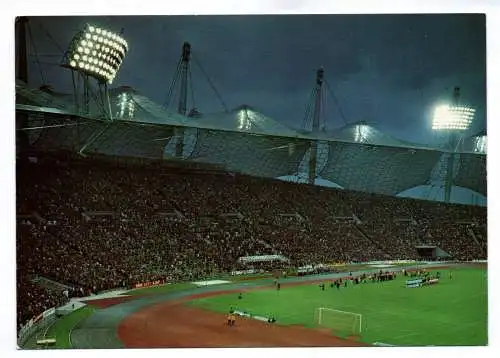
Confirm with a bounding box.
[24,14,486,144]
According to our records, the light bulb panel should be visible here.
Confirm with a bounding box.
[65,24,128,84]
[432,105,476,131]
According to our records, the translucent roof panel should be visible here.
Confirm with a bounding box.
[188,129,309,178]
[16,80,75,112]
[320,141,442,195]
[17,108,105,151]
[17,99,486,200]
[83,121,175,159]
[454,153,486,196]
[17,106,173,159]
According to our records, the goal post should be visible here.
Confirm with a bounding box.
[315,307,363,336]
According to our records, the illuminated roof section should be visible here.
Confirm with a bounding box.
[323,122,416,147]
[472,135,487,154]
[462,130,487,154]
[196,105,299,136]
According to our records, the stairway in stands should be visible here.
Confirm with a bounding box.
[354,225,391,259]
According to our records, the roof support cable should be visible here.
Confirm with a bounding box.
[37,22,66,55]
[325,79,349,126]
[301,88,315,131]
[192,54,229,113]
[164,57,183,108]
[27,23,46,84]
[188,66,196,110]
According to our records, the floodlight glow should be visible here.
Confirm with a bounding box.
[237,109,252,130]
[432,105,475,131]
[474,135,487,153]
[65,24,128,84]
[354,124,370,143]
[116,92,135,119]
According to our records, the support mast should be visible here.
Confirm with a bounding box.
[443,86,460,203]
[175,42,191,158]
[308,67,324,185]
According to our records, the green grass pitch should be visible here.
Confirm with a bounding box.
[188,267,488,346]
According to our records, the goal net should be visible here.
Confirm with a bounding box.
[315,307,363,336]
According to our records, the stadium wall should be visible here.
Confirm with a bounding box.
[18,307,57,347]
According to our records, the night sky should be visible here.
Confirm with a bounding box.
[24,14,486,145]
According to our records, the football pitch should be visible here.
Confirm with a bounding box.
[188,266,488,346]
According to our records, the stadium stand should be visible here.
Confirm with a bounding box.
[16,152,486,330]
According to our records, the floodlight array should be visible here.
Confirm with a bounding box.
[432,105,475,131]
[66,25,128,84]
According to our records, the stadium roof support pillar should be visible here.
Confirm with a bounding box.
[444,151,455,203]
[444,87,461,203]
[175,42,191,158]
[178,42,191,117]
[308,67,324,185]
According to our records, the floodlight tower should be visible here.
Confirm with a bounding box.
[307,67,324,185]
[176,42,191,157]
[61,24,129,120]
[432,86,476,202]
[178,42,191,116]
[164,42,192,157]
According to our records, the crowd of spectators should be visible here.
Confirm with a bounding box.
[16,152,487,330]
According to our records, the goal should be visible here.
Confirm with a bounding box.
[315,307,363,336]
